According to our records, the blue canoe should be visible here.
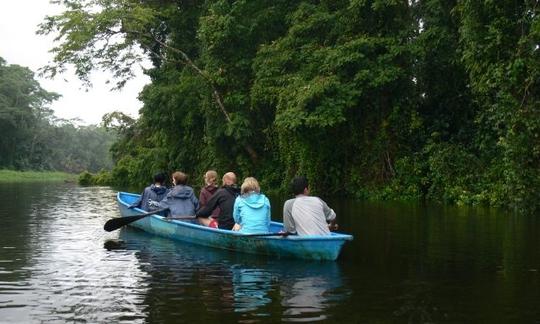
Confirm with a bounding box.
[117,192,353,261]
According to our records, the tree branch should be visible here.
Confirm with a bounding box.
[129,29,258,161]
[132,30,233,123]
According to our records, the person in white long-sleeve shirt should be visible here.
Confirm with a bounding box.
[282,176,338,236]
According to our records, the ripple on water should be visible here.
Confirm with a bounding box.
[0,185,148,323]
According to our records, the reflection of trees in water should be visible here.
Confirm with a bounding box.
[391,281,445,324]
[117,228,235,322]
[116,228,350,322]
[336,201,540,323]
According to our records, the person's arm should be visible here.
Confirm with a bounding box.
[196,190,220,217]
[191,191,199,211]
[282,199,296,233]
[320,198,338,230]
[233,197,241,224]
[199,188,209,207]
[129,189,145,208]
[157,194,170,210]
[266,197,271,229]
[232,197,242,231]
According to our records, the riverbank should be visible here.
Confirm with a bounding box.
[0,170,77,183]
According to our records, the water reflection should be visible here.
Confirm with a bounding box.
[280,263,345,322]
[231,266,272,313]
[332,200,540,323]
[0,184,148,323]
[115,227,350,322]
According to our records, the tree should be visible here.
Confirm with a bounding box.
[0,57,59,168]
[457,0,540,212]
[39,0,540,213]
[0,56,116,172]
[38,0,260,162]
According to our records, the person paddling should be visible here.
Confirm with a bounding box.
[129,172,168,211]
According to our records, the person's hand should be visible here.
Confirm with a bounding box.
[148,200,160,208]
[328,223,339,231]
[232,223,242,231]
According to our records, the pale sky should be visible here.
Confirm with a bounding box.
[0,0,150,125]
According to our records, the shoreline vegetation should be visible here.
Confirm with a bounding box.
[0,170,77,183]
[34,2,540,214]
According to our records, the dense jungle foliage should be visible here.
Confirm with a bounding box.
[0,57,115,173]
[40,0,540,213]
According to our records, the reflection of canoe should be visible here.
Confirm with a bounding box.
[117,192,353,260]
[115,226,349,320]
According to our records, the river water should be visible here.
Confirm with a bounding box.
[0,183,538,323]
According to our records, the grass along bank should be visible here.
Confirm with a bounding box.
[0,170,77,183]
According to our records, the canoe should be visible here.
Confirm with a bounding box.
[116,192,353,261]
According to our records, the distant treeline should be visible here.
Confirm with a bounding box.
[0,57,115,173]
[41,1,539,213]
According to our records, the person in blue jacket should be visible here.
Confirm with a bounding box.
[155,171,199,217]
[232,177,271,234]
[129,172,168,211]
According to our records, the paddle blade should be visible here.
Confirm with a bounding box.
[103,209,167,232]
[103,215,146,232]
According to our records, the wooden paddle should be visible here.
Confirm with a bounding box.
[103,208,168,232]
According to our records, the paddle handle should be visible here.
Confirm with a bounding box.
[241,232,293,237]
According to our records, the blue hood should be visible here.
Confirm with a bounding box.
[150,184,168,195]
[169,185,195,199]
[242,193,266,209]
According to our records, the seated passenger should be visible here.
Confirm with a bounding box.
[156,171,199,217]
[283,176,338,236]
[196,172,239,230]
[129,172,168,211]
[199,170,220,226]
[232,177,271,234]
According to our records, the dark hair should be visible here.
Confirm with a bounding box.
[153,172,166,184]
[291,176,308,195]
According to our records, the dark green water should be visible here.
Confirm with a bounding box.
[0,183,539,323]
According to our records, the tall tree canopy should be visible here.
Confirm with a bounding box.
[0,57,116,172]
[40,0,540,213]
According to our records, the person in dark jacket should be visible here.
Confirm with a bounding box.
[129,172,168,211]
[196,171,239,230]
[156,171,199,217]
[199,170,220,226]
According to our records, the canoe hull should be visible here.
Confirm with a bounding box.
[117,192,353,261]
